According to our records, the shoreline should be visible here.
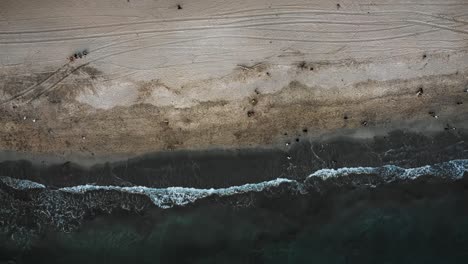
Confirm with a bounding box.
[0,127,465,189]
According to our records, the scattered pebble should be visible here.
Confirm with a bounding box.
[32,119,36,123]
[361,121,368,126]
[287,156,292,160]
[23,116,27,120]
[285,142,290,146]
[247,110,255,117]
[82,136,86,140]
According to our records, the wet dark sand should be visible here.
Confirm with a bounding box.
[0,129,466,188]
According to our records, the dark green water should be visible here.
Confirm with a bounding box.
[2,178,468,264]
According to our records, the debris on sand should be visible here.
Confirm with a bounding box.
[416,87,423,96]
[68,49,89,63]
[444,124,456,130]
[429,111,438,119]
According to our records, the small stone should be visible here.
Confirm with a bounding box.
[23,116,27,120]
[287,156,292,160]
[32,119,36,123]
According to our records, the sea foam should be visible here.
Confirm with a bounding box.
[0,176,46,190]
[2,160,466,209]
[60,178,294,209]
[307,159,467,180]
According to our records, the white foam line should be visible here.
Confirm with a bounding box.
[308,159,468,180]
[0,176,46,190]
[60,178,295,209]
[2,160,466,209]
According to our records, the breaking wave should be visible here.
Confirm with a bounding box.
[56,159,467,209]
[0,176,46,190]
[60,178,295,209]
[0,160,466,209]
[308,159,468,180]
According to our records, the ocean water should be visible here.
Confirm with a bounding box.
[1,131,468,263]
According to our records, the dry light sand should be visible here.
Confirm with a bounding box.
[0,0,467,162]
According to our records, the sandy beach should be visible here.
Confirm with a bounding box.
[0,0,467,162]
